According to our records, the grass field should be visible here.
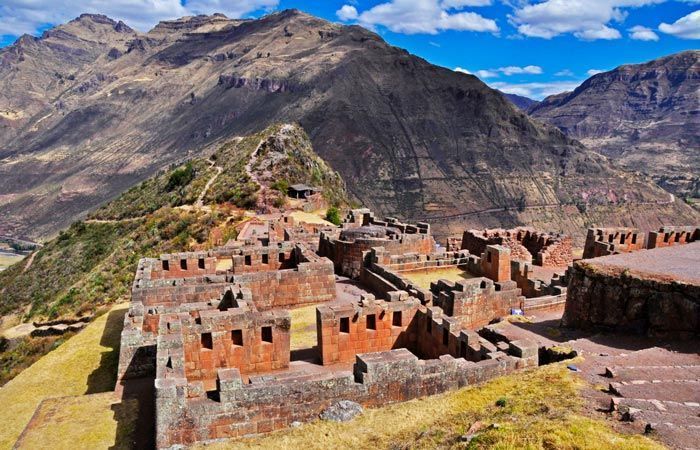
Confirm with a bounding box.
[0,252,24,271]
[401,267,477,289]
[289,304,319,350]
[14,393,138,450]
[0,303,127,449]
[289,210,334,226]
[198,362,663,450]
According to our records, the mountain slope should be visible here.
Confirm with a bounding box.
[500,91,539,111]
[529,51,700,197]
[0,10,696,240]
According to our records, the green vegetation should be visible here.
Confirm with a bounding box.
[166,161,195,191]
[0,207,238,320]
[200,362,662,450]
[89,159,216,220]
[0,123,348,386]
[325,206,341,226]
[271,179,289,193]
[0,333,75,386]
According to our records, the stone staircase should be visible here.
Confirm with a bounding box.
[606,363,700,448]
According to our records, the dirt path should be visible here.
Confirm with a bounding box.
[195,160,223,207]
[22,252,36,273]
[244,139,265,193]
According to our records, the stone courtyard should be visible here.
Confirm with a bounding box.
[104,213,700,449]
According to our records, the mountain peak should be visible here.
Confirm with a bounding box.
[530,50,699,198]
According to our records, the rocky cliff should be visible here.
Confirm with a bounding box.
[0,10,696,241]
[530,51,700,198]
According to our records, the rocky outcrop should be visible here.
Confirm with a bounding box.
[530,51,700,197]
[218,74,295,93]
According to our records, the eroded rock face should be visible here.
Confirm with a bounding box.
[530,51,700,197]
[218,74,294,93]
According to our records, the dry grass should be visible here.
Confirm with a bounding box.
[14,393,138,450]
[0,303,127,449]
[289,304,319,350]
[401,267,477,289]
[197,363,663,450]
[215,258,233,271]
[0,253,24,271]
[288,210,333,226]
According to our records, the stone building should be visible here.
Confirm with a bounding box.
[116,210,541,449]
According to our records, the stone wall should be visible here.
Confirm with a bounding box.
[175,307,290,390]
[510,260,568,299]
[319,212,435,278]
[562,261,700,338]
[480,245,511,282]
[317,295,420,365]
[431,278,524,330]
[155,343,538,448]
[647,226,700,250]
[582,228,645,259]
[133,245,336,312]
[461,228,573,268]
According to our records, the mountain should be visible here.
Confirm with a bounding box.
[0,10,697,241]
[500,91,539,111]
[529,51,700,198]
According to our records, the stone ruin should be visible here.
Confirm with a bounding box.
[460,227,574,268]
[582,226,700,259]
[319,209,435,278]
[115,207,699,449]
[117,210,543,449]
[563,241,700,339]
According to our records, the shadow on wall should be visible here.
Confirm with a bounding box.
[85,307,128,395]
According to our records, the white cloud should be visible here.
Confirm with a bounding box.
[429,40,441,46]
[454,65,543,78]
[475,69,499,78]
[555,69,574,76]
[574,25,621,40]
[659,10,700,39]
[0,0,278,36]
[498,64,542,75]
[488,80,582,99]
[336,5,358,21]
[441,0,492,7]
[508,0,664,40]
[454,67,472,74]
[335,0,499,35]
[628,24,659,40]
[587,68,605,75]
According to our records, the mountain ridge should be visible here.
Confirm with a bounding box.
[0,10,697,240]
[529,50,700,198]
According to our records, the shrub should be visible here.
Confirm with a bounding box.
[166,162,194,191]
[271,179,289,193]
[325,206,341,226]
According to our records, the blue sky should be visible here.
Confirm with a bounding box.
[1,0,698,99]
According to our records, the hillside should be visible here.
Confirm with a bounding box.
[530,51,700,198]
[500,91,539,111]
[0,10,696,241]
[0,124,345,384]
